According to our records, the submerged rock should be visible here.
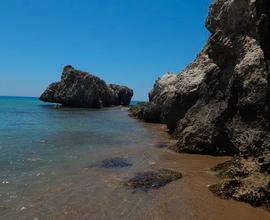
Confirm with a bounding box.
[100,157,132,168]
[39,65,133,108]
[129,0,270,208]
[124,169,182,192]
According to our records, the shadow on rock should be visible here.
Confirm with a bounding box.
[123,169,182,192]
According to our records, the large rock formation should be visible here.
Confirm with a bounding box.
[130,0,270,209]
[40,65,133,108]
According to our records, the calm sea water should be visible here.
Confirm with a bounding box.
[0,96,171,220]
[1,97,270,220]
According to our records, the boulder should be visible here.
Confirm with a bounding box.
[39,65,133,108]
[131,0,270,157]
[209,156,270,209]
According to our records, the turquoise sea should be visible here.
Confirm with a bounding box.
[1,97,270,220]
[0,96,171,219]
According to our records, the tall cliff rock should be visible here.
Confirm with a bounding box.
[40,66,133,108]
[130,0,270,208]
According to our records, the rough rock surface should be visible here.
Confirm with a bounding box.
[209,157,270,209]
[40,65,133,108]
[130,0,270,208]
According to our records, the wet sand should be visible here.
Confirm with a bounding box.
[136,123,270,220]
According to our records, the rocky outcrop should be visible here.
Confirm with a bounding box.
[130,0,270,208]
[209,157,270,209]
[129,102,162,123]
[39,65,133,108]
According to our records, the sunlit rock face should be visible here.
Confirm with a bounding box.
[130,0,270,208]
[39,65,133,108]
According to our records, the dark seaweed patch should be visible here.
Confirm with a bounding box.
[99,157,132,168]
[124,169,182,192]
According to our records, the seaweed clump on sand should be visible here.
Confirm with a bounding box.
[100,157,132,168]
[124,169,182,192]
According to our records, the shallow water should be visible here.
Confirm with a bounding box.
[0,97,269,220]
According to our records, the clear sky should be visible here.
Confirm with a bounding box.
[0,0,212,101]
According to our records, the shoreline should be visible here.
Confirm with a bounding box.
[128,0,270,210]
[1,101,270,219]
[136,118,270,219]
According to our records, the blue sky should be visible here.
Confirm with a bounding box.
[0,0,212,101]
